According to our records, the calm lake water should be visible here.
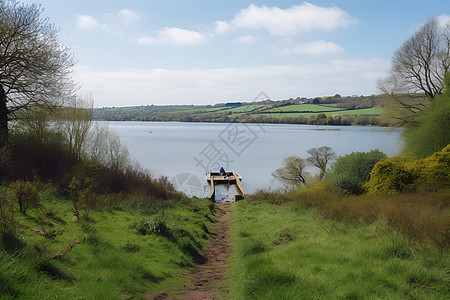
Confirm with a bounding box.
[107,121,404,200]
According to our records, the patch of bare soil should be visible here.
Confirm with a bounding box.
[145,202,233,300]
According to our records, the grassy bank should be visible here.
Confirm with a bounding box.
[0,189,215,299]
[228,199,449,299]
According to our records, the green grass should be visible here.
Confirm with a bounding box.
[167,105,265,114]
[226,105,265,113]
[228,200,449,299]
[251,107,383,119]
[167,106,229,114]
[0,192,215,299]
[264,104,342,113]
[327,107,383,115]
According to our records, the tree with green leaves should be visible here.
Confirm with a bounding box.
[401,73,450,158]
[329,150,387,194]
[0,0,76,146]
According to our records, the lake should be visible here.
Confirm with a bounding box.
[107,121,404,200]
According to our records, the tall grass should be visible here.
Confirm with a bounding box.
[298,188,450,250]
[228,200,449,299]
[260,178,449,251]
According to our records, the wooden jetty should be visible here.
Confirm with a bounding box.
[206,170,247,202]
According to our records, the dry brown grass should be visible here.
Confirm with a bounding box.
[318,189,450,249]
[248,189,293,205]
[252,180,449,250]
[291,182,341,208]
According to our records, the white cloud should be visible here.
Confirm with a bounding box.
[75,14,100,30]
[137,27,207,46]
[219,2,356,36]
[215,20,232,34]
[235,34,257,45]
[437,14,450,27]
[280,40,344,55]
[75,9,139,32]
[117,9,139,25]
[74,58,389,107]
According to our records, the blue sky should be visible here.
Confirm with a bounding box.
[21,0,450,107]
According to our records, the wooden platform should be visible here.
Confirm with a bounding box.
[206,170,247,202]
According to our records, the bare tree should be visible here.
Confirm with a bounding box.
[0,0,76,146]
[87,122,111,164]
[307,146,335,181]
[272,156,308,186]
[378,18,449,125]
[62,96,94,160]
[107,130,130,171]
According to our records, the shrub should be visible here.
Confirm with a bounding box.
[9,180,40,213]
[363,156,416,194]
[3,122,182,213]
[365,145,450,194]
[132,215,172,238]
[91,162,180,203]
[6,130,75,182]
[68,176,98,217]
[292,182,339,207]
[248,189,292,205]
[328,150,387,194]
[415,144,450,189]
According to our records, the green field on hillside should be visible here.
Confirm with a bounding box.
[167,104,265,114]
[263,104,342,113]
[226,104,265,113]
[93,99,386,125]
[252,107,383,118]
[167,106,228,114]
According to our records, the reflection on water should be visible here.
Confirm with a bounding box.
[212,184,240,203]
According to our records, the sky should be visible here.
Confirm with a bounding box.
[20,0,450,107]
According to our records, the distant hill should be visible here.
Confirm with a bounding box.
[94,94,389,126]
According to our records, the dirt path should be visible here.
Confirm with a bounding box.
[150,202,233,300]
